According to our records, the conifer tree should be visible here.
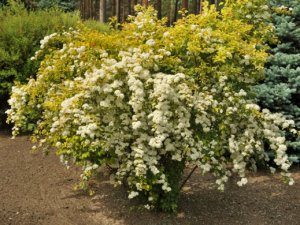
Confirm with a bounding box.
[254,0,300,162]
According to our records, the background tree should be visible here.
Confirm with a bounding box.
[128,0,132,15]
[74,0,223,24]
[156,0,161,19]
[182,0,188,11]
[166,0,172,25]
[34,0,77,11]
[80,0,93,20]
[99,0,106,22]
[116,0,120,22]
[141,0,147,7]
[254,0,300,162]
[174,0,179,22]
[192,0,198,14]
[0,0,227,22]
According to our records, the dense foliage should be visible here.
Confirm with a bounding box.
[254,0,300,162]
[35,0,77,11]
[0,1,79,124]
[0,0,109,125]
[0,0,77,11]
[7,1,298,212]
[0,0,7,7]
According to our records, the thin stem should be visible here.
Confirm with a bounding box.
[180,165,198,190]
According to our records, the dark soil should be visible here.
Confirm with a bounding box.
[0,130,299,225]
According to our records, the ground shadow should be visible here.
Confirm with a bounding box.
[63,167,300,225]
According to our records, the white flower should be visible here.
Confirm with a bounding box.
[270,167,276,174]
[200,163,211,173]
[144,204,151,210]
[278,144,287,152]
[128,191,139,199]
[76,46,86,54]
[149,137,162,148]
[114,90,124,99]
[132,121,142,130]
[203,127,210,132]
[237,178,248,187]
[163,31,170,38]
[191,24,197,31]
[100,100,110,107]
[288,179,295,186]
[146,39,155,46]
[238,89,247,96]
[133,65,143,73]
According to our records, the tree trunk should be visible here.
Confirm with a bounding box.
[199,0,202,14]
[142,0,148,7]
[128,0,132,15]
[99,0,106,23]
[209,0,217,7]
[166,0,172,25]
[112,0,116,17]
[192,0,198,14]
[215,0,218,8]
[174,0,179,22]
[116,0,121,22]
[156,0,162,19]
[182,0,188,11]
[121,0,126,22]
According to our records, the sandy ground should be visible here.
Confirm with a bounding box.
[0,130,299,225]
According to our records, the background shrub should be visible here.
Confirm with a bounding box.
[82,19,111,33]
[254,0,300,162]
[0,0,109,126]
[0,0,7,7]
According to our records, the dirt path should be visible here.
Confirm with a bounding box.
[0,131,299,225]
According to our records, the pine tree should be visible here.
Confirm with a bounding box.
[254,0,300,162]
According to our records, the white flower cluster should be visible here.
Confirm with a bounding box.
[40,33,57,49]
[6,84,31,137]
[133,10,156,29]
[278,5,293,11]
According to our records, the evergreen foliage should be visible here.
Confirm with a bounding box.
[0,0,7,7]
[35,0,77,11]
[254,0,300,162]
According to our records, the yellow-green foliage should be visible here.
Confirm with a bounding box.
[7,1,299,212]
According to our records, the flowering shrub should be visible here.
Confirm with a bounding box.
[7,1,299,212]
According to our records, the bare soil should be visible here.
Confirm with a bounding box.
[0,130,299,225]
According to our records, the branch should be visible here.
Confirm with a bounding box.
[180,165,198,190]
